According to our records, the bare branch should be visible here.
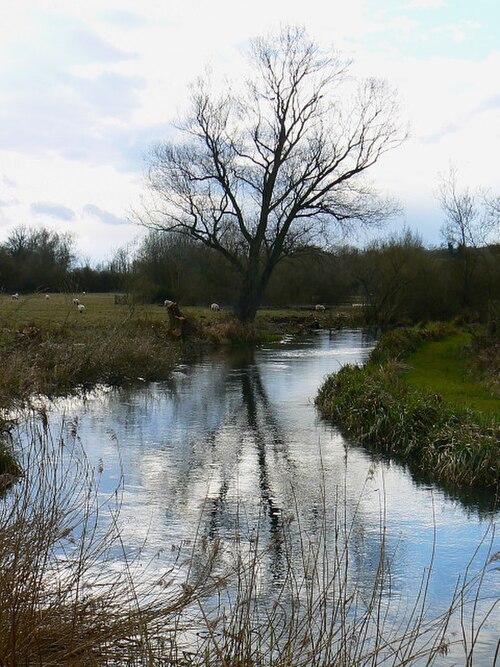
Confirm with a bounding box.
[140,27,405,321]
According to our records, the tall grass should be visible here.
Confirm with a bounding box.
[1,413,498,665]
[317,323,499,490]
[0,413,220,665]
[0,319,181,401]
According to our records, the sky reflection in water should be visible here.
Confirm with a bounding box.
[35,329,499,661]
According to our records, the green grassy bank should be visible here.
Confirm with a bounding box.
[404,332,499,417]
[316,323,499,490]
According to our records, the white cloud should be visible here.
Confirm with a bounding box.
[404,0,446,8]
[98,9,150,29]
[2,175,17,188]
[431,20,481,43]
[385,16,420,33]
[83,204,128,226]
[0,198,18,208]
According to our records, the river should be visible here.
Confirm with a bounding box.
[16,328,499,664]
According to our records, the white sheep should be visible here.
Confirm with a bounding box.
[73,298,79,305]
[210,303,220,311]
[45,294,50,300]
[164,299,174,307]
[77,304,85,313]
[315,304,326,311]
[11,293,19,300]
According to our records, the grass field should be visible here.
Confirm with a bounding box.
[0,293,350,408]
[404,332,500,419]
[0,292,356,329]
[1,292,183,328]
[0,293,184,411]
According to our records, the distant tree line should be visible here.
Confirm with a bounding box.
[0,226,75,294]
[0,225,125,295]
[0,224,498,326]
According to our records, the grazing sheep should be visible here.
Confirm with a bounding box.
[73,298,79,305]
[77,304,85,313]
[210,303,220,311]
[315,304,326,311]
[11,293,19,300]
[45,294,50,300]
[164,299,174,307]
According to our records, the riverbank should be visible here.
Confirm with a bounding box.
[316,322,499,490]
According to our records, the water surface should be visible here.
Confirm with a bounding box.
[28,329,499,662]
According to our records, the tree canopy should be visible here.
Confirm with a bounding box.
[142,27,405,322]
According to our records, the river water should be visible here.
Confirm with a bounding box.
[19,329,500,663]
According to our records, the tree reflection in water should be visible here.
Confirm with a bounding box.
[196,346,294,583]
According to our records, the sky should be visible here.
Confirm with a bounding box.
[0,0,499,263]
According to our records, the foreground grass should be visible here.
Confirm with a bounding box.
[316,324,500,490]
[1,417,497,666]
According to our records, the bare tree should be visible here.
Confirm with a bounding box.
[484,194,500,232]
[439,169,476,248]
[437,166,499,308]
[143,27,405,322]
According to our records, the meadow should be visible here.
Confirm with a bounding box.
[0,292,354,332]
[0,293,181,403]
[404,332,499,418]
[0,292,352,403]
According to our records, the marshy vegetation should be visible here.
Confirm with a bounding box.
[316,322,499,490]
[0,292,182,404]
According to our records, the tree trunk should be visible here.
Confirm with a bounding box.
[235,272,265,323]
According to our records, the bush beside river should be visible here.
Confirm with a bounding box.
[316,323,500,490]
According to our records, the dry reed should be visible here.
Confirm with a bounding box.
[1,413,498,666]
